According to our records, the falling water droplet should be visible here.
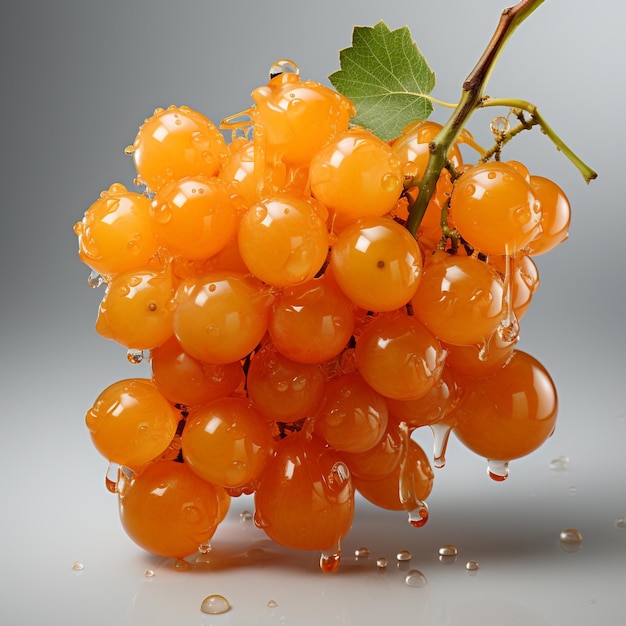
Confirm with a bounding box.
[615,517,626,529]
[87,270,104,288]
[354,547,370,558]
[266,599,279,608]
[465,560,479,573]
[376,557,388,569]
[405,569,428,588]
[408,503,429,528]
[430,422,452,468]
[127,348,144,364]
[200,594,231,615]
[549,455,570,471]
[396,550,412,562]
[320,546,341,573]
[71,561,84,571]
[105,462,120,493]
[487,460,509,481]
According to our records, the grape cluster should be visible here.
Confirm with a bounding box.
[74,61,568,570]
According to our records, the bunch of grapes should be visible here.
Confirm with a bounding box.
[74,60,568,571]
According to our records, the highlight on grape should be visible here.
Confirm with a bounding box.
[73,1,594,572]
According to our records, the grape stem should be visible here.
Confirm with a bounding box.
[405,0,596,237]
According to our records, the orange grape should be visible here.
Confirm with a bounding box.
[314,371,388,453]
[452,350,558,461]
[150,336,244,407]
[181,397,273,489]
[173,272,271,363]
[238,193,329,287]
[118,459,222,558]
[449,161,541,255]
[253,432,354,551]
[85,378,179,468]
[309,128,404,220]
[355,311,445,400]
[73,183,159,277]
[131,105,228,192]
[96,267,175,350]
[412,250,504,346]
[330,216,422,312]
[150,176,238,261]
[268,274,355,364]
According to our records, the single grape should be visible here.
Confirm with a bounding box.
[355,311,445,400]
[118,459,223,558]
[527,175,571,255]
[246,345,325,423]
[182,397,273,489]
[253,432,354,551]
[411,250,504,346]
[268,274,355,364]
[173,272,272,364]
[150,176,238,261]
[449,161,541,255]
[330,216,422,312]
[314,371,388,454]
[150,336,244,407]
[73,183,159,277]
[85,378,179,468]
[238,193,330,287]
[132,105,228,192]
[309,128,404,220]
[451,350,558,461]
[95,267,175,350]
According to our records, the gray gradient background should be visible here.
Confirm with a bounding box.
[1,1,624,624]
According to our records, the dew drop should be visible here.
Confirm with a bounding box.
[465,559,479,573]
[376,557,388,569]
[239,510,253,522]
[88,270,104,288]
[490,116,510,136]
[354,546,370,558]
[127,348,145,364]
[71,561,84,571]
[266,599,279,608]
[320,547,341,573]
[438,544,458,557]
[200,594,231,615]
[487,170,497,180]
[396,550,412,562]
[144,569,155,578]
[487,459,509,481]
[559,528,583,545]
[405,569,428,588]
[550,455,570,471]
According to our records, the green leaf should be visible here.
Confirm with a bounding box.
[329,21,436,142]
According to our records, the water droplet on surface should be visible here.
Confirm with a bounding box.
[174,558,190,572]
[465,559,479,572]
[354,547,370,558]
[198,543,211,554]
[320,546,341,573]
[200,594,231,615]
[405,569,428,587]
[376,557,388,569]
[144,569,155,578]
[615,517,626,529]
[127,348,144,364]
[266,599,279,608]
[487,459,509,481]
[559,528,583,546]
[71,561,84,571]
[550,455,570,471]
[396,550,412,562]
[438,544,458,557]
[239,510,253,522]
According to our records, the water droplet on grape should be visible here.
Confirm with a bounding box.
[550,455,570,471]
[396,549,412,562]
[381,172,400,192]
[320,546,341,573]
[376,557,388,569]
[124,144,136,156]
[405,569,428,587]
[127,348,145,364]
[354,546,370,558]
[152,203,172,224]
[200,594,231,615]
[88,270,104,288]
[275,380,289,392]
[71,561,84,571]
[466,559,479,573]
[487,459,509,481]
[402,161,419,180]
[269,59,300,79]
